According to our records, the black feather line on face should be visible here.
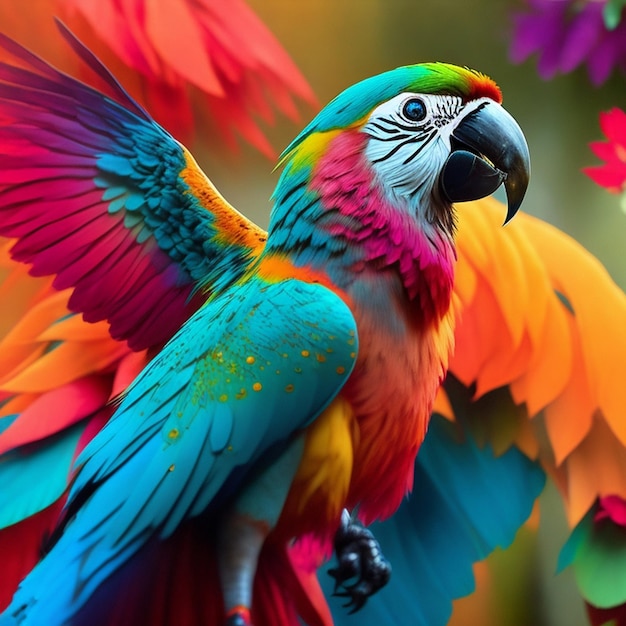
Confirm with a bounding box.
[370,129,434,165]
[376,118,430,133]
[402,130,438,166]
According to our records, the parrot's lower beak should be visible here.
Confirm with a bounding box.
[439,101,530,224]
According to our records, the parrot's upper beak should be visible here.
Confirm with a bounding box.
[439,101,530,224]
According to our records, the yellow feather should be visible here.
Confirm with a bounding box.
[282,396,356,529]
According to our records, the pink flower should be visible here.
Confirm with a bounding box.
[594,494,626,525]
[584,108,626,191]
[510,0,626,85]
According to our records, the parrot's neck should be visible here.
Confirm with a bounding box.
[266,130,456,327]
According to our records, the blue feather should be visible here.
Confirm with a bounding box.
[323,413,545,626]
[0,422,85,529]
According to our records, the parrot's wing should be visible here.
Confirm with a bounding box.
[0,22,267,608]
[0,22,266,352]
[4,277,357,624]
[330,197,626,625]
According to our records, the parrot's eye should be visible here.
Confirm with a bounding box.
[402,98,427,122]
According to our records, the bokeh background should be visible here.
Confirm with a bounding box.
[2,1,624,624]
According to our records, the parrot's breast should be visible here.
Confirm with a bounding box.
[342,273,456,525]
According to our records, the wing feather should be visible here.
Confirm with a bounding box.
[0,26,266,351]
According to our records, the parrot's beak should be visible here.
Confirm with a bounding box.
[439,101,530,224]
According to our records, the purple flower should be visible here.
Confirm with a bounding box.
[510,0,626,85]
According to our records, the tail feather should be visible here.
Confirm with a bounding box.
[3,517,330,626]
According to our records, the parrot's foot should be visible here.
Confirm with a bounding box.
[224,606,253,626]
[328,509,391,614]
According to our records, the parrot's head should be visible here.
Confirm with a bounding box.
[278,62,529,225]
[269,63,530,309]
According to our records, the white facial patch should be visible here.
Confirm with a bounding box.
[362,93,492,208]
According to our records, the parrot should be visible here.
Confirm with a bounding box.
[5,192,626,626]
[0,20,530,626]
[1,8,625,626]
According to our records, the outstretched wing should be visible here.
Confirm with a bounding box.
[0,23,268,608]
[4,277,357,625]
[0,23,266,352]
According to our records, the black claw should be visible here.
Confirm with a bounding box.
[328,510,391,613]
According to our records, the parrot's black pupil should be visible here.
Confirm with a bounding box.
[403,98,426,122]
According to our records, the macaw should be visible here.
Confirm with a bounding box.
[5,194,626,626]
[0,22,530,626]
[2,11,626,626]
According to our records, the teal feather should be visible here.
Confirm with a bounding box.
[0,414,18,436]
[323,412,545,626]
[0,423,84,529]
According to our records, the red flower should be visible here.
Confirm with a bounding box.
[595,494,626,525]
[584,108,626,192]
